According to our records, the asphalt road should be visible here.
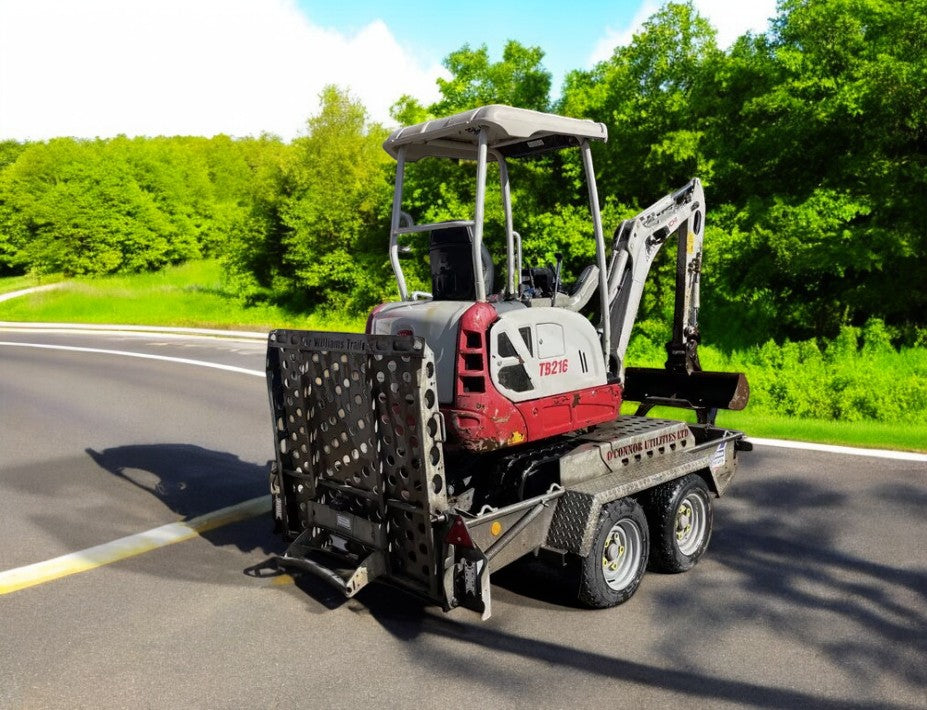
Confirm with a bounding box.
[1,326,925,709]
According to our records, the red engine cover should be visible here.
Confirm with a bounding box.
[443,302,622,451]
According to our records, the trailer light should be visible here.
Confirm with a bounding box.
[365,303,388,334]
[490,521,502,536]
[445,515,475,548]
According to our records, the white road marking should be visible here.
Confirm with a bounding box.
[0,341,264,377]
[0,496,271,595]
[749,437,927,462]
[0,320,266,339]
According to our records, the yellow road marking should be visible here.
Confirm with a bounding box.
[0,495,270,595]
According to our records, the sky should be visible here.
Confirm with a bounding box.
[0,0,777,142]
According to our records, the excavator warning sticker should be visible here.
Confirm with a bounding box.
[709,442,728,473]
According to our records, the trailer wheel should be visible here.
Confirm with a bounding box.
[578,497,649,608]
[644,474,713,573]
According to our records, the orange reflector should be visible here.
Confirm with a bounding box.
[490,521,502,536]
[444,516,474,548]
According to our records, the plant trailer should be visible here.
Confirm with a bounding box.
[265,105,751,618]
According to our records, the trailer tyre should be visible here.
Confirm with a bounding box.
[644,474,713,573]
[578,497,649,608]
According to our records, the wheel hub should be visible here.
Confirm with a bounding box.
[601,519,641,590]
[675,492,707,556]
[676,503,693,541]
[605,541,624,563]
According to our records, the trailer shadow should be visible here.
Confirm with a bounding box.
[489,555,585,609]
[672,476,927,692]
[85,443,279,556]
[352,470,927,709]
[362,600,915,710]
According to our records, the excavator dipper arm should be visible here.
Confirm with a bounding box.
[606,179,705,378]
[605,179,748,424]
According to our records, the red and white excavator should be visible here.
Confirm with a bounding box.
[265,105,750,617]
[368,104,745,451]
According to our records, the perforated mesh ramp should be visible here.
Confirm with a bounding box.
[267,330,448,598]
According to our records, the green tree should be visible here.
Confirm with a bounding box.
[274,86,393,311]
[0,138,186,275]
[216,134,289,303]
[560,2,720,204]
[558,3,721,326]
[0,134,275,278]
[555,0,927,341]
[0,141,26,170]
[702,0,927,339]
[432,40,552,115]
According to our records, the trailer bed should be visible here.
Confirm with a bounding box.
[266,330,747,618]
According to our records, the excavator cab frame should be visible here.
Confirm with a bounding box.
[383,104,615,367]
[381,105,747,424]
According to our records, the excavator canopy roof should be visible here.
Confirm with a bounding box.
[383,104,608,162]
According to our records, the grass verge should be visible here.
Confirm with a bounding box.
[622,403,926,452]
[2,261,922,453]
[0,261,365,332]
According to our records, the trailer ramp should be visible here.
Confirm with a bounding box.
[266,330,449,601]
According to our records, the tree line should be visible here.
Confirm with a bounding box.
[1,0,924,348]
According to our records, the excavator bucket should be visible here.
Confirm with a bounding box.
[623,367,749,422]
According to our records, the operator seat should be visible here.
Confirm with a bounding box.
[429,225,495,300]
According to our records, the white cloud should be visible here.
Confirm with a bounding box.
[586,0,777,69]
[693,0,777,47]
[588,1,660,67]
[0,0,446,141]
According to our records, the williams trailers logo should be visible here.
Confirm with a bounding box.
[308,335,370,353]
